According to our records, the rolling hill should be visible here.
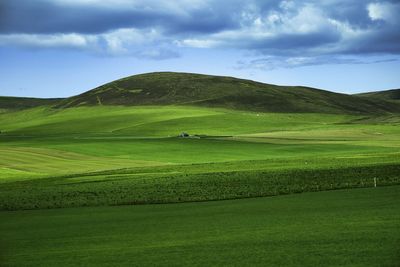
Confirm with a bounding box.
[54,72,400,114]
[357,88,400,102]
[2,72,399,114]
[0,96,60,110]
[1,73,399,267]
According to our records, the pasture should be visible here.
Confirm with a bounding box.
[0,104,399,266]
[1,106,400,209]
[1,186,399,266]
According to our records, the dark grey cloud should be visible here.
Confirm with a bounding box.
[250,32,341,53]
[176,0,400,58]
[0,1,168,34]
[0,0,399,66]
[0,0,240,34]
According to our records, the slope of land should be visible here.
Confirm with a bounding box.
[1,105,399,210]
[357,88,400,102]
[0,96,60,111]
[0,105,357,136]
[55,72,400,114]
[1,74,399,265]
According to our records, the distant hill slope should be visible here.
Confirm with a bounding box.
[55,72,400,114]
[357,89,400,102]
[0,96,61,110]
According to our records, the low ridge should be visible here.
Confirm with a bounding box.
[357,88,400,102]
[0,96,61,110]
[54,72,400,114]
[2,72,397,114]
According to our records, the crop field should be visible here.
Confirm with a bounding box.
[1,186,399,266]
[1,105,400,209]
[0,104,399,266]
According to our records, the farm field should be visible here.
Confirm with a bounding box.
[1,186,399,266]
[0,105,400,210]
[1,0,399,260]
[0,73,399,266]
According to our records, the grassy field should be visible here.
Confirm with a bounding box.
[0,105,399,209]
[1,186,399,266]
[0,103,399,265]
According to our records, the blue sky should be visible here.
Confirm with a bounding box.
[1,0,399,98]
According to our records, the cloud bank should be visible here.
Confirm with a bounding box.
[0,0,399,66]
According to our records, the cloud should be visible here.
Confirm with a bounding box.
[0,0,237,34]
[0,33,91,49]
[0,27,179,59]
[236,55,399,70]
[0,0,399,66]
[136,49,180,60]
[367,2,397,22]
[99,28,162,55]
[179,1,400,55]
[178,3,342,54]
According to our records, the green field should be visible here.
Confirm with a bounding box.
[1,105,400,211]
[1,73,399,266]
[1,186,399,266]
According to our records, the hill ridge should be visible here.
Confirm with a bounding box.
[2,72,399,114]
[0,96,61,110]
[357,88,400,102]
[53,72,400,114]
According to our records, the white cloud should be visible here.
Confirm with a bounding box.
[279,0,296,11]
[177,3,337,51]
[367,2,398,23]
[173,1,400,60]
[0,33,91,48]
[100,28,160,55]
[1,0,399,66]
[282,5,329,34]
[0,27,178,59]
[177,38,221,48]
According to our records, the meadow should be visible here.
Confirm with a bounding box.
[1,105,400,209]
[0,104,399,265]
[1,186,399,266]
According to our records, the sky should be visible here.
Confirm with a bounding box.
[0,0,400,98]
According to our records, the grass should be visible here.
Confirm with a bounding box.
[0,96,59,110]
[2,73,398,115]
[0,105,352,136]
[0,105,399,209]
[0,146,164,178]
[0,103,399,265]
[1,163,399,210]
[55,72,400,114]
[358,88,400,102]
[0,70,399,267]
[1,186,399,266]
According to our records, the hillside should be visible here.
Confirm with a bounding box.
[0,96,60,110]
[357,89,400,102]
[55,72,400,114]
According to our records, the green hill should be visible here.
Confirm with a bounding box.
[55,72,400,114]
[357,88,400,102]
[1,73,400,267]
[0,96,60,110]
